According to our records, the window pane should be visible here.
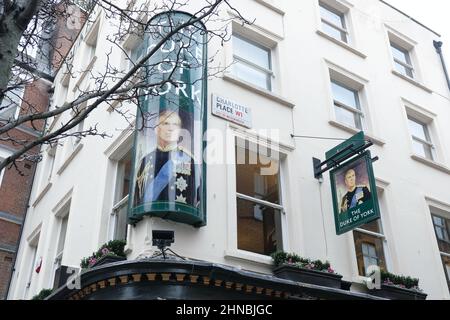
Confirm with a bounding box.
[331,82,358,108]
[235,145,280,204]
[391,44,409,64]
[233,35,270,70]
[335,105,361,129]
[0,88,23,121]
[237,197,282,256]
[435,226,445,241]
[412,140,433,160]
[433,215,445,227]
[57,216,68,255]
[408,118,429,141]
[232,60,271,90]
[354,231,386,276]
[432,215,450,253]
[114,203,128,241]
[320,4,344,28]
[394,62,413,78]
[120,154,132,198]
[321,22,347,42]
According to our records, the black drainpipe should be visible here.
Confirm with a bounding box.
[434,40,450,91]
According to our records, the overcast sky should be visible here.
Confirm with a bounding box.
[386,0,450,68]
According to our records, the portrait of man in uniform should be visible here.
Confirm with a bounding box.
[339,168,371,214]
[133,109,199,209]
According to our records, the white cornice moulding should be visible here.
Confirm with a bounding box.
[52,187,74,216]
[32,182,53,208]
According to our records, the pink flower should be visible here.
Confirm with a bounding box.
[101,248,110,255]
[328,267,335,274]
[88,257,97,266]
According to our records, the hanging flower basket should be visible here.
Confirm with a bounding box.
[370,284,427,300]
[90,254,127,268]
[81,240,127,269]
[369,271,427,300]
[271,251,342,289]
[273,264,343,289]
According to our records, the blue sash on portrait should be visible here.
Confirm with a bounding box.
[350,187,363,208]
[143,159,174,203]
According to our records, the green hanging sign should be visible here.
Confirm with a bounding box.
[330,151,380,235]
[128,11,207,227]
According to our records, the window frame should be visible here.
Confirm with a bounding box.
[0,147,13,188]
[0,85,25,122]
[232,33,274,91]
[319,1,349,43]
[350,183,393,281]
[51,200,71,288]
[428,205,450,293]
[407,115,435,161]
[390,42,414,78]
[353,220,387,276]
[225,129,290,264]
[108,151,131,242]
[330,79,364,130]
[432,214,450,243]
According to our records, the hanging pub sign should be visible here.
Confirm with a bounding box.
[330,150,380,235]
[128,11,207,227]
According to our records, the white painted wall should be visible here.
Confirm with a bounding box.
[9,0,450,299]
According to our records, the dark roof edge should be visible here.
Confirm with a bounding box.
[379,0,441,38]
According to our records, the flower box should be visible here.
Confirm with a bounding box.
[91,254,126,268]
[370,284,427,300]
[273,264,343,289]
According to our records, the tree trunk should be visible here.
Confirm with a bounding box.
[0,0,42,100]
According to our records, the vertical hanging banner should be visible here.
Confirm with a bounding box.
[128,11,207,227]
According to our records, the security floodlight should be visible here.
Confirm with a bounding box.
[152,230,174,250]
[151,230,184,260]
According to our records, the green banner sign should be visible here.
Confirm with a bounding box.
[128,11,207,227]
[330,151,380,235]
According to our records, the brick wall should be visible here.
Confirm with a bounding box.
[19,79,50,132]
[0,156,35,219]
[0,220,20,245]
[0,251,14,299]
[51,3,87,71]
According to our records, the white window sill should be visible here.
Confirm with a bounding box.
[411,154,450,174]
[328,120,386,146]
[253,0,285,15]
[56,143,84,176]
[224,249,273,267]
[316,30,367,59]
[222,74,295,108]
[391,70,432,93]
[32,182,52,207]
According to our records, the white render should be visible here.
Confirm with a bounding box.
[8,0,450,300]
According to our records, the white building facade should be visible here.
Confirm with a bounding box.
[8,0,450,300]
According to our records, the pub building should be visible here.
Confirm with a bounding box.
[7,0,450,300]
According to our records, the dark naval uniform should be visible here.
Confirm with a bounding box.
[134,145,199,208]
[340,186,371,213]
